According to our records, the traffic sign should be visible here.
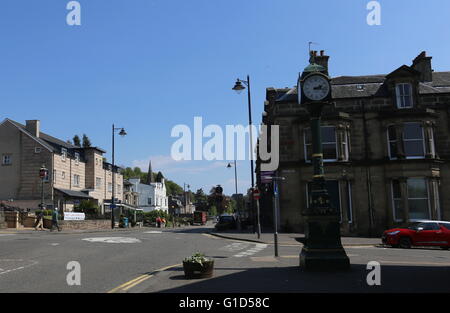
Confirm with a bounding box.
[253,189,260,200]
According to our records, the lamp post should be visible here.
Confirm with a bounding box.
[39,164,48,210]
[232,75,261,239]
[111,124,127,229]
[227,160,241,230]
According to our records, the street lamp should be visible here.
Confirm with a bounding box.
[227,160,242,230]
[232,75,261,239]
[39,164,48,210]
[111,124,127,229]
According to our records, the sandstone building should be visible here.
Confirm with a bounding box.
[257,51,450,236]
[0,119,123,213]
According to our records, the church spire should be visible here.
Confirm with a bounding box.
[147,160,154,184]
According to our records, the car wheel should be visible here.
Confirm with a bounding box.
[399,237,412,249]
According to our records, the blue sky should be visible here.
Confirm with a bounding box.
[1,0,450,195]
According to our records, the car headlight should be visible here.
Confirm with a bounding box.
[387,231,400,235]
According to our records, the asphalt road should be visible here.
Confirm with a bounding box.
[1,227,450,293]
[0,226,235,293]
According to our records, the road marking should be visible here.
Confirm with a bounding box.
[144,231,162,234]
[107,263,182,293]
[0,259,38,276]
[234,243,268,258]
[82,237,141,244]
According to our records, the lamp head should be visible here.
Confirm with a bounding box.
[232,79,246,94]
[119,128,127,137]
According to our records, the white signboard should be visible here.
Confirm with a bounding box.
[64,212,85,221]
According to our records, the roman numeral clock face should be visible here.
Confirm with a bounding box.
[303,75,330,101]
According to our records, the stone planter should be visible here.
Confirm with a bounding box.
[182,260,214,279]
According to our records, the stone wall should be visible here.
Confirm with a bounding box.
[58,219,111,230]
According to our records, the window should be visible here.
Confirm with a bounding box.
[387,126,398,159]
[34,147,41,154]
[53,170,56,184]
[396,83,413,108]
[108,183,112,192]
[304,126,338,162]
[62,171,66,180]
[439,223,450,231]
[148,198,152,205]
[61,148,67,161]
[2,154,11,165]
[407,178,430,220]
[346,181,353,224]
[391,180,404,222]
[75,152,80,165]
[96,177,102,189]
[403,123,425,158]
[73,174,80,187]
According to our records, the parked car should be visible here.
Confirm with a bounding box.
[215,214,237,231]
[382,220,450,249]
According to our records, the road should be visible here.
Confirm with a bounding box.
[0,226,449,293]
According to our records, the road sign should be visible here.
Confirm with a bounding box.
[253,189,260,200]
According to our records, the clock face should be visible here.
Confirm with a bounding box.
[303,75,330,101]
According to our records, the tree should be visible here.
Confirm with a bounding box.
[73,135,81,147]
[82,134,92,148]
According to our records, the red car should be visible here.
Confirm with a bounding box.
[382,220,450,249]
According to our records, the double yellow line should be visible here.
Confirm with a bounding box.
[107,264,182,293]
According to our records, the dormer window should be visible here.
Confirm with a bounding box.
[396,83,413,108]
[61,148,67,161]
[74,152,80,165]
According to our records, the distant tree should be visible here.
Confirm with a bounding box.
[82,134,92,148]
[66,139,72,145]
[73,135,81,147]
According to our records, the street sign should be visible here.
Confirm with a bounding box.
[253,189,260,200]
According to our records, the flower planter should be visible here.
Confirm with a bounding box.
[182,260,214,279]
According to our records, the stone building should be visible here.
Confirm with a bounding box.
[0,119,123,213]
[257,51,450,236]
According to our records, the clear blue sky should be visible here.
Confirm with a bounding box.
[1,0,450,195]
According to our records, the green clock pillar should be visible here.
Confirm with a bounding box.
[297,62,350,271]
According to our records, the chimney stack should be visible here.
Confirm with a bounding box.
[25,120,40,138]
[309,50,330,75]
[412,51,433,82]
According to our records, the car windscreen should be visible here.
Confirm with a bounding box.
[440,223,450,230]
[219,216,234,222]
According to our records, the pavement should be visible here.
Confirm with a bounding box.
[208,229,382,247]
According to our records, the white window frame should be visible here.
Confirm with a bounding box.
[391,180,403,222]
[73,174,80,187]
[396,83,413,109]
[108,183,112,192]
[347,181,353,224]
[387,125,398,160]
[403,122,426,159]
[75,152,80,165]
[407,177,431,221]
[61,148,67,162]
[304,126,338,163]
[96,177,102,189]
[34,147,42,154]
